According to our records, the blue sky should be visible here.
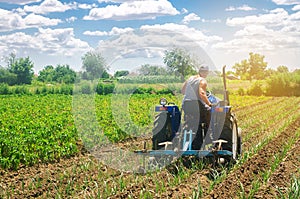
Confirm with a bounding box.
[0,0,300,74]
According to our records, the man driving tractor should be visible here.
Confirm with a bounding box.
[181,66,211,150]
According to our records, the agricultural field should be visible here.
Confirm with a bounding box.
[0,93,300,198]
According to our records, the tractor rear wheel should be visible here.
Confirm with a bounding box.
[232,120,242,160]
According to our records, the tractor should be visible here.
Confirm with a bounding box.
[134,66,242,168]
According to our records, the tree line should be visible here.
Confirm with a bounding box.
[0,49,299,87]
[0,51,111,86]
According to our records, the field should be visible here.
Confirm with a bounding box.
[0,93,300,198]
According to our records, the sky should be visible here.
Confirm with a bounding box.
[0,0,300,74]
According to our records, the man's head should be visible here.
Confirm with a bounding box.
[198,65,209,77]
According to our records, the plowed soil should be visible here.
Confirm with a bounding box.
[1,98,300,199]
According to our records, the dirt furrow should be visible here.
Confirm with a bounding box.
[234,97,284,118]
[206,115,300,199]
[254,135,300,198]
[241,98,300,151]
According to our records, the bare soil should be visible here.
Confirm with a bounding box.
[1,99,300,198]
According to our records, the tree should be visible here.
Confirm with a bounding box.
[114,70,129,78]
[82,51,108,80]
[53,64,76,84]
[137,64,168,76]
[38,65,55,82]
[233,52,267,80]
[233,59,249,80]
[0,67,17,85]
[38,64,76,84]
[277,65,289,73]
[8,56,34,84]
[163,48,196,81]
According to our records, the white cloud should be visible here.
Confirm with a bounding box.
[0,8,61,32]
[77,3,97,9]
[0,0,41,5]
[226,4,257,12]
[213,8,300,54]
[226,8,289,27]
[96,23,221,71]
[23,0,75,14]
[292,4,300,10]
[181,8,188,14]
[84,0,179,20]
[21,0,94,14]
[98,0,135,3]
[0,28,90,58]
[140,23,222,46]
[66,16,77,23]
[84,27,134,36]
[24,13,61,26]
[182,13,200,24]
[201,19,222,23]
[272,0,300,5]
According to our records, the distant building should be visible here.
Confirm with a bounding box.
[227,74,240,80]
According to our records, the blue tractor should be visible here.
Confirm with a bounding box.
[135,66,242,166]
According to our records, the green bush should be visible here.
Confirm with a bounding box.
[264,71,300,96]
[117,75,181,84]
[96,82,115,95]
[60,84,73,95]
[247,81,264,96]
[156,88,174,95]
[237,87,245,96]
[0,83,10,95]
[13,86,30,95]
[81,83,92,94]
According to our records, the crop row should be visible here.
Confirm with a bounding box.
[0,93,271,170]
[0,95,298,198]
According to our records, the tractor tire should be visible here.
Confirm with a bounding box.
[152,112,172,150]
[232,120,239,160]
[237,127,242,156]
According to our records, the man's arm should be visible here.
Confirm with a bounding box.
[198,79,211,106]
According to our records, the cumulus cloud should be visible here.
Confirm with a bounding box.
[0,28,90,58]
[96,23,221,70]
[22,0,94,14]
[66,16,77,23]
[292,4,300,10]
[0,0,41,5]
[182,13,200,24]
[84,0,179,20]
[23,0,75,14]
[97,23,221,60]
[272,0,300,5]
[213,8,300,53]
[225,4,257,11]
[0,8,62,32]
[226,8,289,27]
[98,0,135,3]
[140,23,222,46]
[84,27,134,36]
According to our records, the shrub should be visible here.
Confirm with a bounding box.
[264,71,300,96]
[60,84,73,95]
[247,81,264,96]
[237,87,245,96]
[96,82,115,95]
[156,88,174,95]
[13,86,30,95]
[81,83,92,94]
[0,83,10,95]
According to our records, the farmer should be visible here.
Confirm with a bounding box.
[181,65,211,150]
